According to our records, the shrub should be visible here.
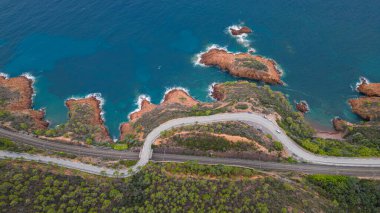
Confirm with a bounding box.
[0,138,16,150]
[273,141,283,151]
[112,144,129,151]
[235,103,248,110]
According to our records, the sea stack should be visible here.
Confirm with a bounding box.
[230,26,252,36]
[296,100,310,113]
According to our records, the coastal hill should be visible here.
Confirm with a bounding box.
[0,75,48,131]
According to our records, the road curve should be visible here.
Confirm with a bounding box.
[1,112,380,178]
[137,112,380,170]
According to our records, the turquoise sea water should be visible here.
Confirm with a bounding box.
[1,0,379,137]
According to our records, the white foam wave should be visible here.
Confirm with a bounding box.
[226,24,253,49]
[85,93,105,108]
[247,47,256,54]
[20,72,37,101]
[207,82,218,100]
[87,93,106,122]
[21,72,36,83]
[192,44,230,67]
[128,94,152,119]
[0,72,9,79]
[273,61,284,76]
[355,76,370,91]
[160,86,191,103]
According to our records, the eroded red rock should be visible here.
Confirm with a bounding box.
[199,49,283,84]
[230,26,252,36]
[0,76,48,130]
[357,78,380,97]
[296,100,310,113]
[349,97,380,121]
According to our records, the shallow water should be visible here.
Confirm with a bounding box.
[1,0,379,136]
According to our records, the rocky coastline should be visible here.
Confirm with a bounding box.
[333,78,380,138]
[65,96,112,143]
[120,89,199,141]
[199,48,283,84]
[0,75,48,131]
[357,77,380,97]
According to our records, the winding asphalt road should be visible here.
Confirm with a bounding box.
[1,112,380,178]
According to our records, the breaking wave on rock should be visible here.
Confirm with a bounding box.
[161,86,191,103]
[128,94,152,119]
[192,44,230,67]
[226,24,252,48]
[354,76,370,91]
[207,82,218,100]
[0,72,9,79]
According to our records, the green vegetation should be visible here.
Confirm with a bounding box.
[235,103,248,110]
[172,133,257,152]
[189,104,229,116]
[164,161,259,178]
[0,137,17,150]
[273,141,283,151]
[0,137,37,153]
[112,144,129,151]
[134,102,230,136]
[235,58,268,71]
[300,137,380,157]
[307,174,380,212]
[114,134,140,150]
[156,122,284,161]
[111,159,138,169]
[160,121,275,150]
[0,110,40,132]
[0,86,43,132]
[0,160,339,212]
[38,103,108,143]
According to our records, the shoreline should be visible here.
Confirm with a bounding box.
[0,72,362,140]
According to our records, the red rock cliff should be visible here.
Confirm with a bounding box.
[120,89,199,140]
[0,76,48,129]
[349,97,380,121]
[66,96,112,142]
[357,80,380,97]
[162,89,198,107]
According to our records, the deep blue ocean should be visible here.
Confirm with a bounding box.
[1,0,380,137]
